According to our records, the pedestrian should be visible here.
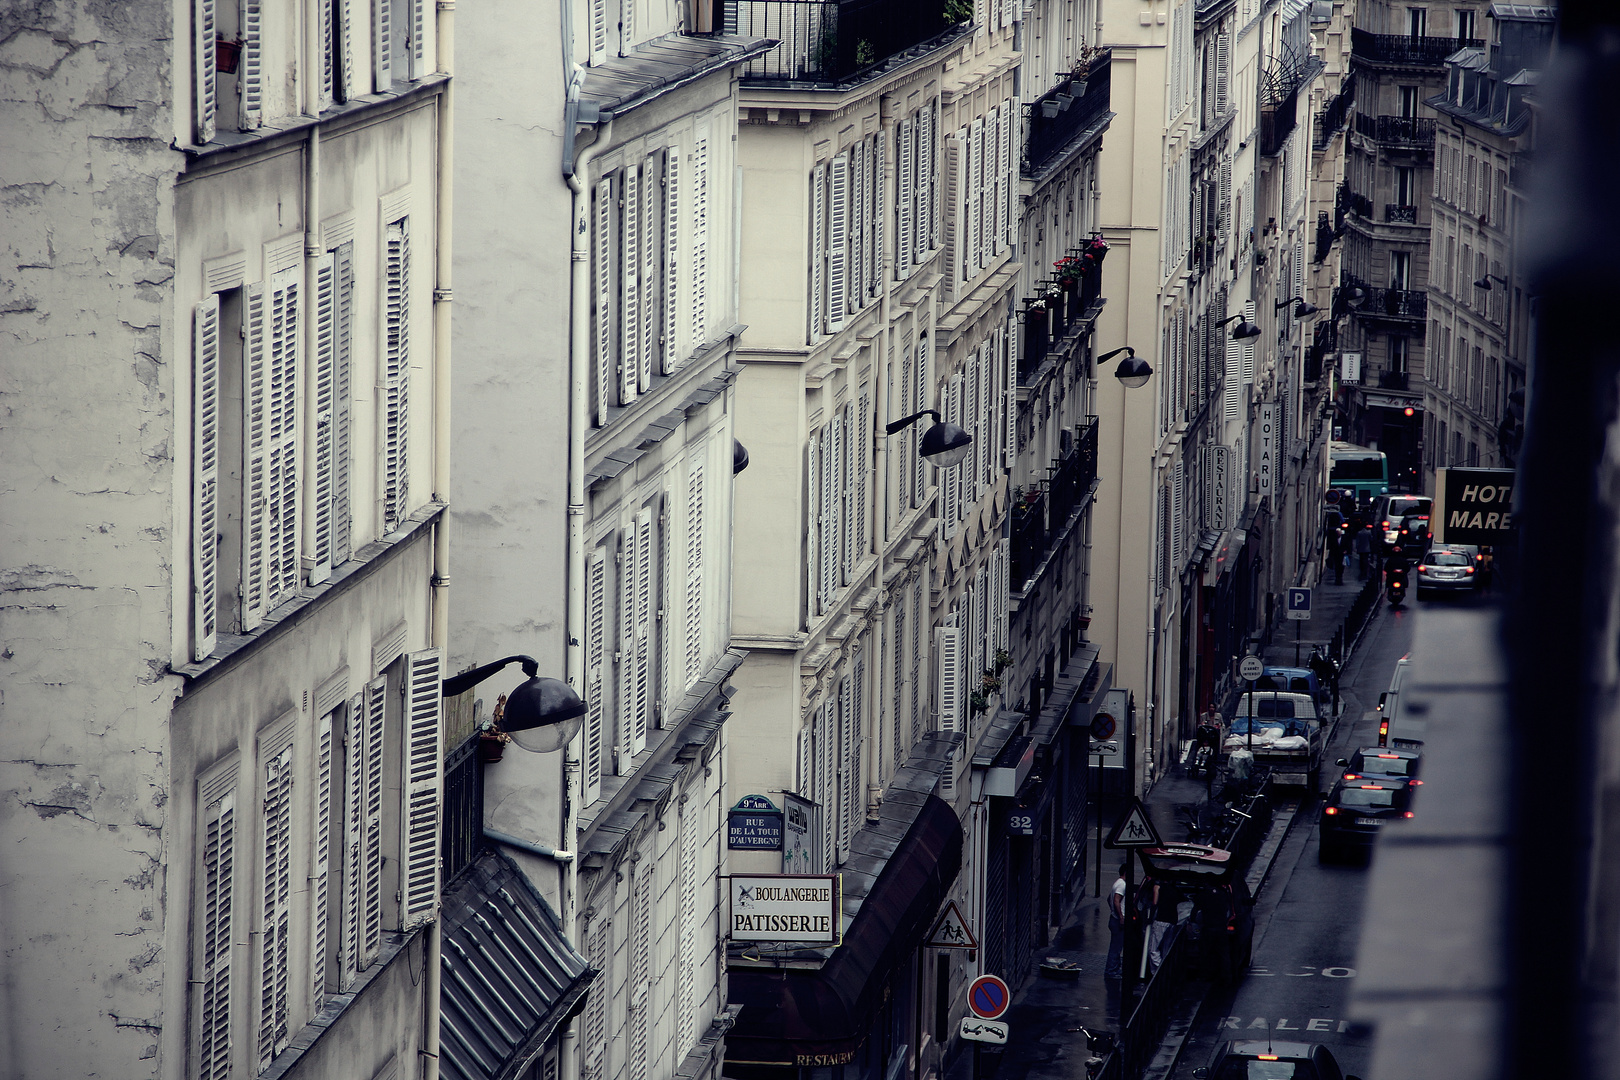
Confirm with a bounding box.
[1105,864,1127,979]
[1353,525,1371,581]
[1147,877,1183,975]
[1327,531,1344,585]
[1478,545,1494,594]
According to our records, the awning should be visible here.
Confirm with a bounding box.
[725,794,963,1068]
[440,852,595,1080]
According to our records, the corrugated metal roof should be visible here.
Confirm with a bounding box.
[582,33,776,117]
[1490,3,1555,21]
[440,852,594,1080]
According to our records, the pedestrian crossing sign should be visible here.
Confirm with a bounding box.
[925,901,979,949]
[1106,798,1162,848]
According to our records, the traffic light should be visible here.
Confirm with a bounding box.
[1403,406,1415,417]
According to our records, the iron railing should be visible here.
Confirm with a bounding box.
[1314,211,1335,264]
[1339,185,1373,220]
[1377,369,1411,390]
[1010,419,1099,589]
[1019,277,1103,377]
[1025,51,1113,174]
[1350,28,1484,66]
[1385,203,1419,224]
[1357,286,1428,321]
[1354,112,1437,147]
[441,733,484,887]
[1312,76,1356,150]
[727,0,967,84]
[1260,86,1299,156]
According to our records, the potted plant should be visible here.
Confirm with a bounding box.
[994,648,1012,675]
[479,693,513,762]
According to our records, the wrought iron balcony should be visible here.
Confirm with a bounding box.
[1010,419,1099,590]
[1348,285,1427,322]
[1385,203,1419,224]
[1338,184,1373,220]
[1313,78,1355,151]
[1020,270,1104,381]
[1377,369,1411,390]
[1024,51,1113,176]
[727,0,968,84]
[1351,28,1484,66]
[1353,112,1436,147]
[1260,86,1299,157]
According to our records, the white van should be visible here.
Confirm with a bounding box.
[1378,657,1420,749]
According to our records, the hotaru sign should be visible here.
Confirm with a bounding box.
[728,794,784,850]
[729,874,841,943]
[1434,467,1515,545]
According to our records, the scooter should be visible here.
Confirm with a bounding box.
[1188,721,1222,779]
[1386,569,1408,607]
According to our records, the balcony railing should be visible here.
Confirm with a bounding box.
[1351,28,1484,66]
[727,0,967,84]
[1314,211,1335,264]
[1353,113,1436,147]
[1313,77,1355,150]
[1010,419,1099,590]
[1020,270,1104,379]
[1024,52,1113,175]
[1378,369,1411,390]
[1385,203,1419,224]
[1338,184,1373,220]
[1260,86,1299,157]
[1344,284,1428,321]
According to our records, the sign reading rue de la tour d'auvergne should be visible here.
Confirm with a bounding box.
[729,874,841,944]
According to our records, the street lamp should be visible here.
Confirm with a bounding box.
[1474,273,1508,291]
[1216,313,1263,340]
[733,438,750,475]
[442,655,588,754]
[1098,345,1154,389]
[885,409,972,467]
[1274,295,1319,317]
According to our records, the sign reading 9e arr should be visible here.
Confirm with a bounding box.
[1435,467,1516,545]
[729,875,841,943]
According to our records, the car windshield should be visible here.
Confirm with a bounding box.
[1240,697,1301,717]
[1331,457,1384,480]
[1388,498,1432,518]
[1336,786,1400,808]
[1355,754,1414,777]
[1425,553,1469,566]
[1230,717,1310,738]
[1218,1060,1310,1080]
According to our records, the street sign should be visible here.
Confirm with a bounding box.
[728,795,784,850]
[1106,798,1163,849]
[924,901,979,950]
[1286,587,1312,621]
[1238,654,1264,681]
[1090,713,1116,741]
[959,1017,1009,1045]
[967,974,1011,1020]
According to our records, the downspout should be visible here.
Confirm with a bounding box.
[425,4,456,1080]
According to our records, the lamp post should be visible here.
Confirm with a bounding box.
[442,654,588,754]
[1216,312,1263,340]
[885,408,973,467]
[1274,295,1319,318]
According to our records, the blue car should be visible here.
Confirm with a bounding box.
[1256,666,1329,714]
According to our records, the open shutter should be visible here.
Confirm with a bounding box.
[916,108,933,262]
[618,528,637,774]
[340,692,365,989]
[360,677,386,965]
[330,242,355,568]
[382,220,411,531]
[965,361,980,507]
[691,133,709,348]
[267,267,301,609]
[595,177,614,423]
[828,152,848,333]
[1224,336,1242,424]
[584,548,607,805]
[818,695,836,870]
[640,156,657,391]
[809,162,825,344]
[319,0,336,109]
[627,867,653,1080]
[685,457,705,685]
[820,419,837,609]
[838,675,856,861]
[806,433,820,615]
[192,298,221,660]
[310,254,338,585]
[1241,300,1256,386]
[850,141,866,310]
[1006,316,1018,467]
[373,0,393,91]
[257,725,295,1070]
[582,918,610,1080]
[193,0,217,143]
[589,0,608,64]
[850,644,866,832]
[855,392,870,559]
[241,281,270,631]
[993,103,1007,254]
[676,796,700,1044]
[410,0,427,75]
[1216,33,1229,114]
[632,507,653,754]
[198,783,236,1080]
[310,711,334,1012]
[241,0,263,129]
[936,622,962,732]
[871,134,885,297]
[663,151,681,372]
[621,163,640,406]
[914,340,929,507]
[403,649,442,928]
[945,131,963,287]
[896,118,913,281]
[971,117,985,273]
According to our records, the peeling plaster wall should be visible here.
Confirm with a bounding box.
[0,1,181,1076]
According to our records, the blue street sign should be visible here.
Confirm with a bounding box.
[1287,587,1312,621]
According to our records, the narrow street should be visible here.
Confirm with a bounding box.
[1168,598,1418,1079]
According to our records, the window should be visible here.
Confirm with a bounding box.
[1455,8,1474,39]
[1406,7,1427,37]
[1390,336,1409,375]
[1395,166,1416,207]
[1398,85,1419,119]
[1390,250,1411,292]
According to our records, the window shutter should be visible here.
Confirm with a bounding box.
[1172,459,1185,569]
[819,422,836,611]
[896,118,914,280]
[657,494,673,726]
[632,508,653,753]
[1219,154,1231,227]
[1005,315,1018,468]
[936,623,962,732]
[595,177,614,423]
[617,527,636,774]
[373,0,393,91]
[911,575,927,740]
[949,372,964,516]
[582,918,610,1080]
[870,134,885,297]
[841,673,859,859]
[997,536,1011,649]
[676,795,700,1046]
[619,0,634,53]
[584,548,607,805]
[913,339,928,507]
[855,392,870,559]
[411,0,426,76]
[257,731,295,1069]
[965,360,980,507]
[641,155,657,391]
[961,124,976,279]
[916,108,933,263]
[685,457,705,685]
[192,298,221,660]
[1006,98,1018,243]
[198,783,236,1080]
[266,268,301,609]
[340,691,366,989]
[193,0,217,143]
[819,695,836,871]
[360,677,386,964]
[892,594,908,758]
[993,103,1007,254]
[310,711,334,1012]
[841,404,855,583]
[1241,300,1256,385]
[628,867,653,1080]
[691,133,709,348]
[319,0,336,109]
[310,254,338,585]
[589,0,607,64]
[382,220,411,530]
[971,117,986,272]
[797,723,813,797]
[850,644,866,832]
[621,163,640,406]
[850,144,865,310]
[330,242,355,568]
[402,648,442,928]
[809,162,825,344]
[828,152,848,333]
[241,281,270,631]
[1224,337,1242,424]
[944,132,961,289]
[806,433,819,615]
[663,151,681,372]
[1216,33,1229,114]
[241,0,263,129]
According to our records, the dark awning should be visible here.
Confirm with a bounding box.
[440,851,595,1080]
[725,793,963,1068]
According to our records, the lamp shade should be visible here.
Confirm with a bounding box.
[1294,301,1319,317]
[1114,355,1154,389]
[503,676,589,754]
[733,438,750,475]
[920,421,972,468]
[1231,320,1262,339]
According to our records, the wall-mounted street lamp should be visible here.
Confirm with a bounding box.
[885,409,972,467]
[1098,345,1154,389]
[1474,273,1508,291]
[1216,313,1263,340]
[1342,285,1368,309]
[733,438,750,475]
[442,655,588,754]
[1274,295,1319,317]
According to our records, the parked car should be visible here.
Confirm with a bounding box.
[1415,543,1480,598]
[1194,1040,1361,1080]
[1371,494,1432,553]
[1136,844,1255,983]
[1319,777,1413,864]
[1225,691,1324,789]
[1257,666,1330,714]
[1337,746,1423,788]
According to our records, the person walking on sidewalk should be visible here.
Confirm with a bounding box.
[1105,864,1127,979]
[1146,877,1183,975]
[1329,530,1345,585]
[1353,524,1371,581]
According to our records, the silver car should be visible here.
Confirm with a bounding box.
[1415,543,1480,596]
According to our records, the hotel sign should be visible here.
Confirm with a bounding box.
[1257,402,1276,503]
[729,874,841,943]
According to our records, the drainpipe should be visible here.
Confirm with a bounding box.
[424,4,456,1080]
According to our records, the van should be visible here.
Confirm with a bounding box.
[1378,657,1419,749]
[1370,495,1432,553]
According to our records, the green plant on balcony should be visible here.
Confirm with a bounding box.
[1071,42,1103,84]
[994,648,1012,675]
[856,39,874,66]
[816,28,838,72]
[944,0,973,26]
[970,690,989,716]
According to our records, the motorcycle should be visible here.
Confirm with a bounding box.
[1386,566,1408,607]
[1188,720,1222,779]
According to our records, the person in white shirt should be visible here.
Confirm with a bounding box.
[1105,865,1127,979]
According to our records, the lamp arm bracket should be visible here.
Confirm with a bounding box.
[885,409,942,435]
[442,654,541,698]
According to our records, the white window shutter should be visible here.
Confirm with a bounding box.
[595,177,614,424]
[971,117,986,272]
[797,723,812,797]
[241,0,263,129]
[1005,98,1018,244]
[632,507,653,753]
[402,648,442,928]
[360,678,386,964]
[584,549,607,805]
[340,692,365,990]
[850,144,866,310]
[946,130,964,285]
[855,392,870,559]
[241,281,270,631]
[915,109,933,263]
[1006,315,1018,467]
[828,152,848,333]
[809,162,825,345]
[1224,336,1241,424]
[993,103,1007,254]
[198,784,236,1080]
[257,735,294,1069]
[628,867,653,1080]
[663,151,681,372]
[871,134,885,296]
[373,0,393,91]
[309,254,338,585]
[657,494,673,726]
[691,133,709,348]
[685,457,705,685]
[936,624,962,732]
[819,423,836,611]
[1241,300,1256,385]
[996,536,1010,649]
[582,918,610,1080]
[838,674,857,860]
[310,711,334,1012]
[818,696,836,871]
[620,0,634,53]
[965,361,980,507]
[896,118,913,281]
[267,267,301,609]
[913,339,928,507]
[330,242,355,569]
[641,156,657,391]
[911,575,927,741]
[850,645,866,833]
[192,298,221,660]
[617,527,637,775]
[319,0,336,109]
[193,0,217,143]
[382,220,410,531]
[806,433,819,615]
[1216,33,1229,114]
[621,163,640,406]
[589,0,608,64]
[676,797,700,1044]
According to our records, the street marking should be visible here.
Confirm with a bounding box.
[1220,1018,1359,1034]
[1322,966,1357,978]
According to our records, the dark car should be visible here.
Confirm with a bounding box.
[1415,544,1478,597]
[1193,1040,1362,1080]
[1372,494,1432,553]
[1136,844,1255,982]
[1337,746,1423,788]
[1319,778,1413,864]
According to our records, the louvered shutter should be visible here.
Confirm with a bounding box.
[949,372,964,517]
[1224,337,1242,424]
[997,537,1011,650]
[892,596,908,756]
[911,576,927,740]
[319,0,335,108]
[871,134,885,297]
[664,151,681,371]
[198,784,236,1080]
[993,104,1008,254]
[309,254,338,585]
[621,163,640,406]
[330,242,355,568]
[819,695,836,870]
[241,282,270,631]
[1219,155,1231,228]
[837,676,855,860]
[618,527,637,774]
[809,162,825,344]
[820,419,837,609]
[916,108,933,262]
[913,340,928,506]
[582,918,610,1080]
[1006,97,1018,242]
[632,508,653,753]
[896,118,913,281]
[940,380,958,539]
[640,156,657,390]
[589,0,607,64]
[676,795,699,1042]
[840,404,854,583]
[620,0,634,53]
[310,712,333,1011]
[691,133,709,348]
[1241,300,1256,385]
[944,132,962,288]
[1006,315,1018,467]
[628,866,653,1080]
[657,494,673,726]
[584,549,606,804]
[402,649,442,927]
[595,177,614,423]
[1216,33,1229,114]
[806,433,819,614]
[971,117,986,272]
[685,457,705,685]
[797,723,813,796]
[850,644,866,830]
[373,0,393,90]
[257,733,294,1069]
[340,692,366,989]
[855,392,870,558]
[382,220,410,530]
[962,124,977,278]
[360,678,386,966]
[850,143,866,310]
[266,269,300,609]
[192,298,221,659]
[1172,459,1184,569]
[936,623,962,732]
[828,152,848,333]
[193,0,217,143]
[966,360,980,506]
[241,0,263,128]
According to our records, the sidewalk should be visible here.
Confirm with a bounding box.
[1259,569,1374,670]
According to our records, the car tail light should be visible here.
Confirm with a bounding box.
[1404,811,1415,818]
[1359,784,1384,789]
[1342,773,1359,780]
[1410,779,1423,785]
[1377,754,1398,758]
[1227,923,1237,932]
[1465,567,1475,574]
[1324,806,1339,815]
[1258,1056,1280,1062]
[1379,719,1389,744]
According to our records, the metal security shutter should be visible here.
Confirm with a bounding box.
[257,720,296,1070]
[310,711,334,1012]
[584,548,607,804]
[193,0,217,143]
[983,811,1009,978]
[402,649,442,928]
[1063,732,1088,877]
[192,297,221,659]
[621,163,640,406]
[241,0,263,128]
[685,456,705,685]
[197,779,236,1080]
[595,177,614,423]
[896,118,913,281]
[809,162,825,344]
[382,221,410,530]
[828,151,848,332]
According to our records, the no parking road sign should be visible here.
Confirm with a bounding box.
[1286,587,1312,621]
[967,974,1011,1020]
